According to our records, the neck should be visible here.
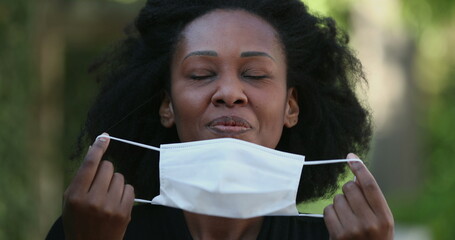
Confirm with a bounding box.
[184,211,263,240]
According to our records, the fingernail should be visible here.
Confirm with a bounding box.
[97,133,109,142]
[348,160,357,167]
[347,153,361,167]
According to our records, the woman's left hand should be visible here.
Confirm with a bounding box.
[323,153,394,240]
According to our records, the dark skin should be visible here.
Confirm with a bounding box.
[62,135,134,240]
[61,9,394,240]
[62,137,393,239]
[323,153,394,240]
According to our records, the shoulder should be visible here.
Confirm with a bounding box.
[46,204,191,240]
[258,216,329,240]
[46,217,64,240]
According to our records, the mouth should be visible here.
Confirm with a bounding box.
[206,116,252,135]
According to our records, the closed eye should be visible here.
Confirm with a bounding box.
[190,73,216,80]
[241,67,270,80]
[243,75,268,80]
[189,72,216,80]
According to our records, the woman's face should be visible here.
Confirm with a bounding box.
[160,10,299,148]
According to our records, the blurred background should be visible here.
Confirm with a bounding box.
[0,0,454,239]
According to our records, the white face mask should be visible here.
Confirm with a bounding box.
[100,135,362,219]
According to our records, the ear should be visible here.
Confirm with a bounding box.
[284,87,299,128]
[159,92,175,128]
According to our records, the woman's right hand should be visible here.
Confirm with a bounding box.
[62,133,135,240]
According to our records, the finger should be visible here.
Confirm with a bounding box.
[121,184,135,212]
[89,160,115,193]
[107,173,126,204]
[68,133,110,193]
[342,181,376,220]
[332,194,358,228]
[119,184,135,224]
[323,204,343,239]
[347,153,391,217]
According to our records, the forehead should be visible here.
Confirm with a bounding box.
[175,9,284,58]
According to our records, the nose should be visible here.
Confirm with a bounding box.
[211,76,248,107]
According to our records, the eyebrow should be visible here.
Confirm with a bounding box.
[183,50,218,60]
[240,51,275,61]
[182,50,275,61]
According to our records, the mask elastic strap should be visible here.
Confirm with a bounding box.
[298,158,363,218]
[99,135,161,152]
[303,158,362,165]
[132,160,364,207]
[304,158,362,183]
[96,135,160,204]
[97,135,364,212]
[298,213,324,218]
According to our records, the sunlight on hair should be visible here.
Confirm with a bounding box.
[302,0,330,15]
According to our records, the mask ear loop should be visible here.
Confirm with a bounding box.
[97,135,364,211]
[96,135,160,204]
[302,159,363,165]
[104,135,161,152]
[298,158,363,218]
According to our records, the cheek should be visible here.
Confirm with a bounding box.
[173,95,200,123]
[254,89,287,120]
[172,102,198,142]
[171,86,210,132]
[181,85,211,104]
[252,90,288,144]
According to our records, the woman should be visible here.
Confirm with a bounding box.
[47,0,394,239]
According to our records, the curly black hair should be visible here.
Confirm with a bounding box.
[77,0,372,203]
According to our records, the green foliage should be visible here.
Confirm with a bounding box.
[403,0,455,31]
[1,0,454,239]
[306,0,455,239]
[393,74,455,240]
[0,0,35,239]
[396,1,455,239]
[304,0,353,31]
[298,170,355,214]
[392,71,455,239]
